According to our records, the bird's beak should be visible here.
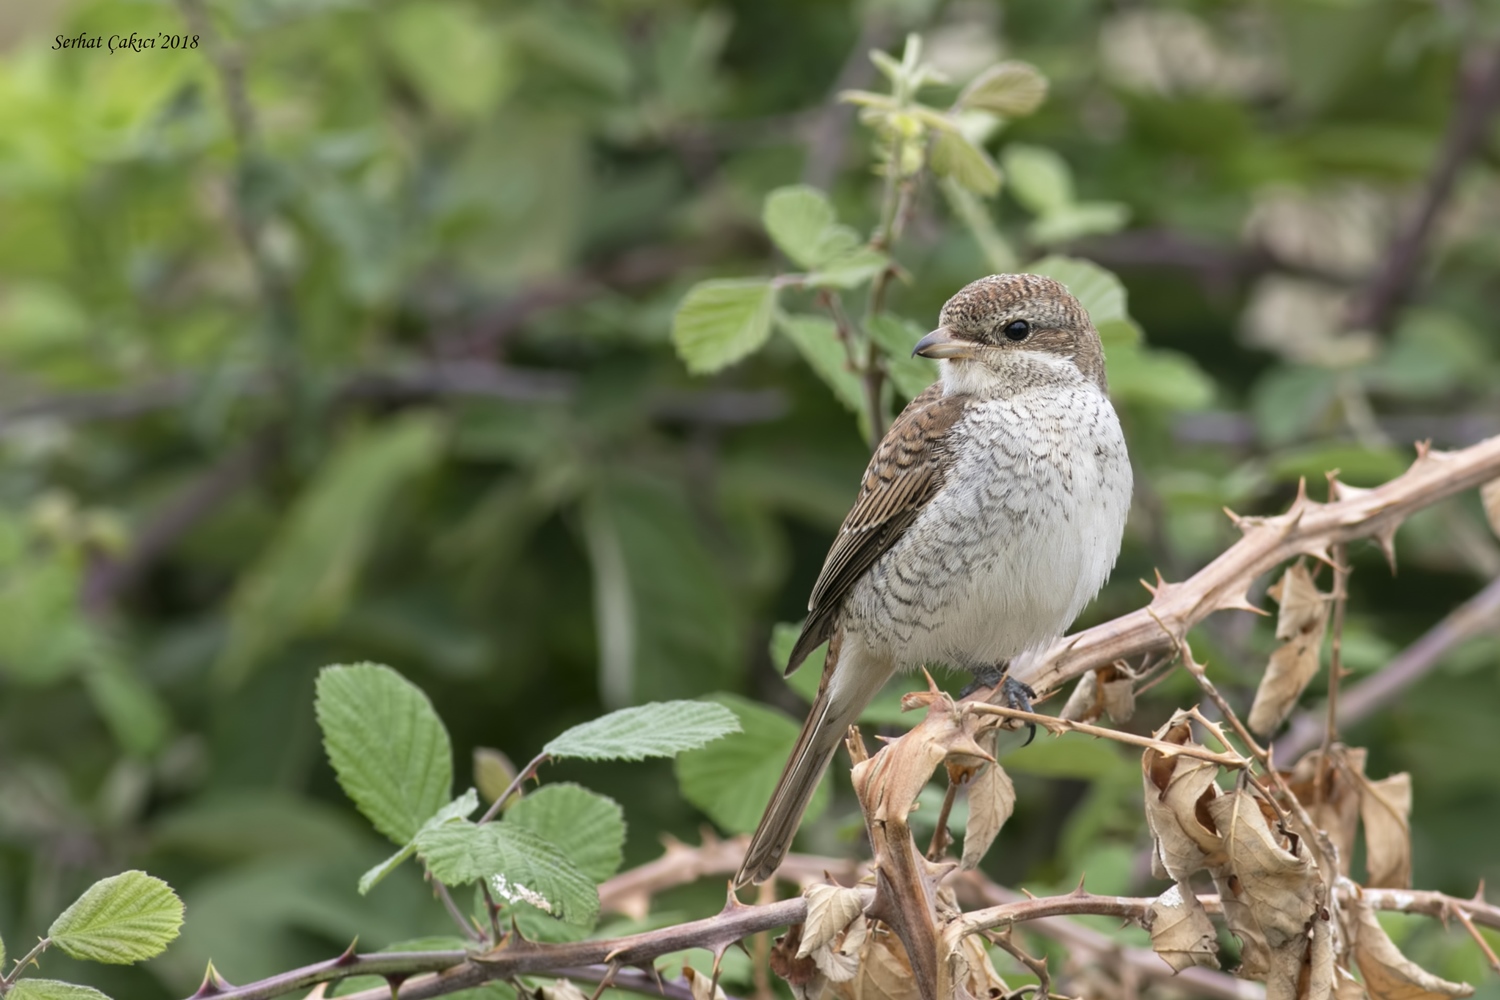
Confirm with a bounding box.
[911,326,974,360]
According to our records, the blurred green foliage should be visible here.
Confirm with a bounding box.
[2,0,1500,996]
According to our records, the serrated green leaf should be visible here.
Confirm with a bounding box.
[47,871,183,965]
[9,980,113,1000]
[543,700,740,761]
[359,788,479,895]
[929,131,1000,196]
[1002,144,1072,214]
[315,663,453,846]
[671,279,777,374]
[763,186,861,270]
[867,314,939,400]
[506,784,624,882]
[415,821,599,926]
[674,694,830,834]
[776,314,865,413]
[958,61,1048,116]
[1106,344,1215,410]
[1028,256,1129,324]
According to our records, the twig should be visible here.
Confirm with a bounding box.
[550,965,723,1000]
[1345,42,1500,332]
[2,938,52,988]
[1017,435,1500,698]
[1276,571,1500,760]
[477,751,548,824]
[172,948,469,1000]
[966,702,1248,770]
[1317,542,1351,796]
[433,879,484,944]
[1452,905,1500,973]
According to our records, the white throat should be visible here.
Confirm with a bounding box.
[940,350,1084,397]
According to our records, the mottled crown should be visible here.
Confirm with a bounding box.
[938,273,1106,389]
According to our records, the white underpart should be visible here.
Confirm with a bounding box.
[838,350,1132,685]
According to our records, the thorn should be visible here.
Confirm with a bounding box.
[1021,886,1038,900]
[192,961,235,998]
[1475,880,1488,903]
[1073,873,1087,895]
[334,939,359,966]
[1223,506,1245,529]
[1218,592,1270,616]
[720,882,751,915]
[921,666,942,696]
[1415,439,1432,461]
[384,974,409,995]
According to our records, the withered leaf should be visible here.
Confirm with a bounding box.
[828,922,922,1000]
[1142,713,1223,882]
[799,883,866,959]
[1145,882,1220,972]
[1250,563,1331,735]
[1303,914,1335,1000]
[946,927,1009,1000]
[1481,479,1500,541]
[1060,668,1100,722]
[682,966,729,1000]
[540,980,591,1000]
[1357,772,1412,889]
[772,924,828,1000]
[1206,790,1321,986]
[1350,897,1474,1000]
[814,914,867,983]
[1288,747,1367,878]
[1334,965,1370,1000]
[1101,675,1136,723]
[961,759,1015,870]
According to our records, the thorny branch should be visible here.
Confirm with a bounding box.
[1015,433,1500,698]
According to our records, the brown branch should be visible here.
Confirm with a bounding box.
[968,701,1249,770]
[1016,434,1500,699]
[1345,42,1500,332]
[1276,571,1500,761]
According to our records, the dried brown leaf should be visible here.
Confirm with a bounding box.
[682,965,729,1000]
[1250,563,1331,735]
[961,760,1015,870]
[1289,747,1368,877]
[814,914,867,983]
[540,980,591,1000]
[1207,790,1322,985]
[1334,965,1370,1000]
[1304,914,1336,1000]
[1101,676,1136,723]
[947,928,1009,1000]
[772,924,828,1000]
[1350,896,1474,1000]
[1060,668,1101,722]
[1357,772,1413,889]
[828,923,921,1000]
[1145,882,1220,971]
[799,884,866,959]
[1481,479,1500,540]
[1142,713,1224,882]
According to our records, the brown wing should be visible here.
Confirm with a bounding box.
[785,382,967,672]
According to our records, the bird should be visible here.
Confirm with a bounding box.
[734,273,1133,887]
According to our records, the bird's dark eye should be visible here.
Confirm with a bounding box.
[1003,319,1030,341]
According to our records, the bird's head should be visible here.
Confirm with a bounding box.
[912,273,1107,394]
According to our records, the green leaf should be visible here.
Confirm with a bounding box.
[9,981,113,1000]
[1251,366,1338,445]
[806,247,888,289]
[216,415,445,685]
[929,131,1000,196]
[671,279,777,374]
[359,788,479,895]
[776,314,865,413]
[506,784,624,882]
[1028,256,1128,324]
[867,314,939,400]
[383,3,516,120]
[47,871,183,965]
[675,694,830,834]
[1106,345,1215,411]
[1028,202,1130,245]
[544,700,740,761]
[415,821,599,926]
[958,61,1048,116]
[762,186,857,269]
[1002,144,1073,214]
[315,663,454,845]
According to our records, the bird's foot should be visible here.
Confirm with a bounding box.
[960,663,1038,747]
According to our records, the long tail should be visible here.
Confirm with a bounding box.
[734,636,890,886]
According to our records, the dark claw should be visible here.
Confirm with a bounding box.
[1001,675,1038,747]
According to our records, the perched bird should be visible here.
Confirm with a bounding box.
[734,273,1133,887]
